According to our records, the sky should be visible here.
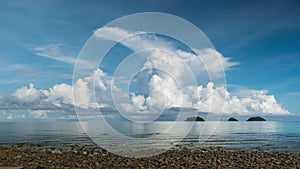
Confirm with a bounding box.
[0,0,300,121]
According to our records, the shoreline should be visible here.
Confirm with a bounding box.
[0,145,299,168]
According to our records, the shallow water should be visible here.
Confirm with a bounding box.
[0,121,299,152]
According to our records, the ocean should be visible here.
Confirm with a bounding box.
[0,121,300,153]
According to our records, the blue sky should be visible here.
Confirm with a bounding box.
[0,0,300,120]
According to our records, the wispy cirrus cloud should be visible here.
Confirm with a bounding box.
[0,64,38,77]
[33,44,92,66]
[285,91,300,96]
[33,44,76,64]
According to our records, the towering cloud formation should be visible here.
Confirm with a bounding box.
[0,68,289,120]
[0,26,290,120]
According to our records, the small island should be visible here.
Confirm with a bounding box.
[185,116,205,121]
[247,116,266,121]
[228,117,238,121]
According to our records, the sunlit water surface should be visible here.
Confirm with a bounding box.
[0,121,299,153]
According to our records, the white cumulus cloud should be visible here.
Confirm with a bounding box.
[0,68,290,120]
[94,26,239,81]
[0,27,290,120]
[190,83,289,115]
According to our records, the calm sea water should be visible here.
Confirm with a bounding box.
[0,121,299,153]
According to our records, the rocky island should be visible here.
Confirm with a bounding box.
[185,116,205,121]
[247,116,266,121]
[228,117,238,121]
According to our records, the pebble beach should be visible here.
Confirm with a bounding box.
[0,145,299,169]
